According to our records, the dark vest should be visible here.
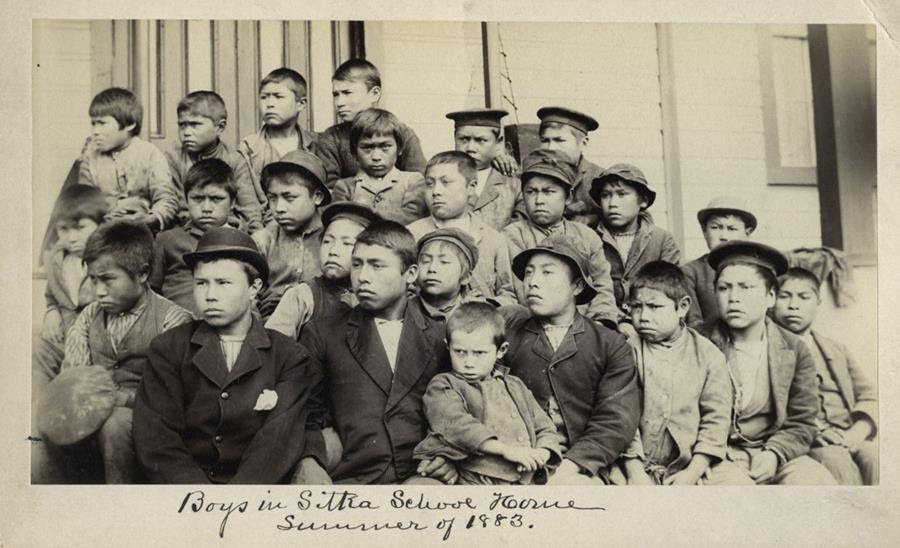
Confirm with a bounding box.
[305,277,352,325]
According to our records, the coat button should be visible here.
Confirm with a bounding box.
[208,469,215,477]
[215,435,223,443]
[517,435,526,443]
[221,392,229,400]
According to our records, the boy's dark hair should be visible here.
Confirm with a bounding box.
[714,263,778,293]
[52,184,108,225]
[82,220,154,279]
[425,151,477,182]
[629,261,690,304]
[779,267,821,297]
[349,108,404,152]
[193,256,261,286]
[184,158,238,201]
[177,90,227,124]
[354,220,417,271]
[446,302,506,348]
[261,168,320,198]
[89,87,143,135]
[260,68,308,101]
[333,58,381,90]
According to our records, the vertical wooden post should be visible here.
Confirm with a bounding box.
[656,23,685,251]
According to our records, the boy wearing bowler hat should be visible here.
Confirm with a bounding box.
[134,226,321,484]
[503,149,618,329]
[701,241,836,485]
[682,196,758,328]
[500,235,641,484]
[252,150,332,318]
[447,108,525,231]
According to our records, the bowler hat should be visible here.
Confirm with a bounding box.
[321,201,382,230]
[183,226,270,285]
[261,150,332,205]
[512,234,597,305]
[521,149,577,190]
[697,196,758,232]
[36,366,117,445]
[707,240,788,277]
[590,163,656,209]
[446,108,509,129]
[537,106,599,134]
[417,227,479,271]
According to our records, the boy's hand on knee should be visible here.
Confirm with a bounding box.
[844,421,873,453]
[417,456,458,485]
[663,469,700,486]
[748,450,778,483]
[816,427,845,447]
[531,448,552,466]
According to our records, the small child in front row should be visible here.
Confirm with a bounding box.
[414,227,480,322]
[151,158,244,315]
[331,108,428,225]
[611,261,732,485]
[414,302,564,484]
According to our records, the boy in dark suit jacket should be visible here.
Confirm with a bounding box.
[134,226,320,484]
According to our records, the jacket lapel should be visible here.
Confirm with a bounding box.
[526,318,556,364]
[472,169,501,210]
[624,219,653,276]
[386,303,435,411]
[190,322,229,389]
[767,320,796,426]
[812,331,856,409]
[548,315,585,368]
[224,318,270,385]
[345,308,393,396]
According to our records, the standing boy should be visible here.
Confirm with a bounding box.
[166,91,263,232]
[150,158,244,315]
[503,149,618,329]
[134,227,320,484]
[252,150,331,318]
[614,261,731,485]
[414,228,480,321]
[331,108,428,225]
[502,235,641,484]
[78,87,180,232]
[295,221,456,485]
[682,196,757,328]
[772,267,877,484]
[316,59,427,183]
[446,108,524,231]
[33,221,193,483]
[701,241,836,485]
[266,201,381,340]
[407,151,517,306]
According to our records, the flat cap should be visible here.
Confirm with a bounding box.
[707,240,788,277]
[697,196,758,232]
[521,149,578,189]
[417,227,479,270]
[446,108,509,129]
[537,106,599,134]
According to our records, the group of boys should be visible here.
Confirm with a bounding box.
[31,57,876,486]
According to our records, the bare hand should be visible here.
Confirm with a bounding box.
[815,428,846,447]
[490,151,519,177]
[500,445,541,472]
[748,450,779,484]
[663,469,700,486]
[417,456,458,485]
[530,448,552,467]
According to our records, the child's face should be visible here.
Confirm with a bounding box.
[539,125,585,164]
[424,163,476,221]
[186,184,233,232]
[629,287,689,343]
[715,264,775,331]
[319,218,366,280]
[356,133,398,178]
[351,242,417,312]
[773,278,819,335]
[417,241,466,300]
[56,218,99,257]
[523,176,570,227]
[259,82,306,128]
[332,79,380,122]
[454,126,500,170]
[599,180,646,230]
[266,177,322,233]
[177,112,224,153]
[703,214,751,251]
[90,115,135,153]
[193,259,259,330]
[448,328,508,381]
[87,253,147,315]
[522,253,581,319]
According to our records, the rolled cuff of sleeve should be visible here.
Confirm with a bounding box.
[692,442,726,462]
[301,429,328,469]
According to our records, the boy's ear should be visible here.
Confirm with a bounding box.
[215,118,227,133]
[677,295,692,317]
[368,86,382,103]
[580,134,590,149]
[564,189,575,206]
[137,263,151,285]
[249,278,263,299]
[496,341,510,359]
[123,122,137,135]
[312,189,326,206]
[296,95,309,109]
[403,263,419,285]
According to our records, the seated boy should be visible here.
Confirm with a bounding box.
[501,235,641,484]
[612,261,731,485]
[414,227,480,321]
[33,221,193,483]
[590,163,681,318]
[166,91,263,232]
[407,151,517,306]
[78,87,180,232]
[701,241,836,485]
[772,267,877,485]
[238,68,318,216]
[682,196,757,328]
[134,226,320,484]
[252,150,331,318]
[331,108,428,225]
[446,108,524,231]
[34,184,107,395]
[150,158,243,315]
[503,149,618,329]
[295,221,456,485]
[265,201,381,340]
[536,106,604,226]
[316,59,427,183]
[414,302,564,484]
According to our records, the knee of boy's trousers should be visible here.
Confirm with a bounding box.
[97,407,134,446]
[808,445,862,485]
[854,439,879,485]
[773,455,838,486]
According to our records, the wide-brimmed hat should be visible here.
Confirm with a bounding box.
[183,226,270,284]
[512,234,597,305]
[590,163,656,209]
[260,150,331,205]
[536,106,599,134]
[36,366,117,445]
[697,196,758,232]
[707,240,788,277]
[417,227,479,271]
[521,149,577,190]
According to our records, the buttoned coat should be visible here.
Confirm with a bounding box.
[809,330,878,432]
[682,254,718,327]
[470,168,526,231]
[331,168,428,225]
